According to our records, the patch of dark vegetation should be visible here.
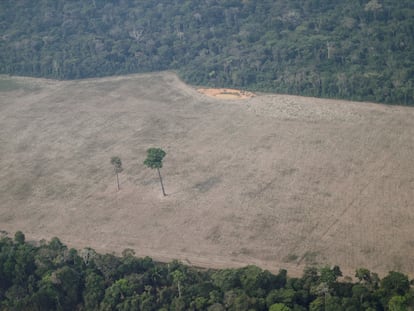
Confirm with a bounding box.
[0,231,413,310]
[0,1,413,105]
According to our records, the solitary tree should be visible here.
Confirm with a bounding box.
[144,148,166,196]
[110,156,123,191]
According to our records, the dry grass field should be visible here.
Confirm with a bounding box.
[1,72,413,278]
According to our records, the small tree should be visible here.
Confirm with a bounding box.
[144,148,166,196]
[14,231,25,244]
[110,156,123,191]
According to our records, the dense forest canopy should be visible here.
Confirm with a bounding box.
[0,0,413,105]
[1,232,413,310]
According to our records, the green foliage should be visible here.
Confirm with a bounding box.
[144,148,166,169]
[319,266,337,285]
[100,278,139,311]
[388,295,408,311]
[14,231,25,244]
[309,296,324,311]
[212,269,241,292]
[110,156,123,174]
[83,270,105,310]
[52,266,81,310]
[380,271,410,297]
[0,1,413,105]
[0,231,413,310]
[269,303,292,311]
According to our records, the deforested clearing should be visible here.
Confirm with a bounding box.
[0,72,413,277]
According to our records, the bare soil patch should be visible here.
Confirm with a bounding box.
[197,88,255,99]
[1,72,413,278]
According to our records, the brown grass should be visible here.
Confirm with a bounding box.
[1,72,414,278]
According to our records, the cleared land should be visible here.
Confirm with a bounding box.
[0,72,413,278]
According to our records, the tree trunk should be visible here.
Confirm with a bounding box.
[157,168,166,196]
[177,281,181,298]
[116,172,120,191]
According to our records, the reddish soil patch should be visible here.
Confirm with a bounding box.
[197,88,255,99]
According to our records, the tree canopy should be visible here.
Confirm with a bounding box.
[144,148,166,169]
[110,157,123,174]
[0,0,413,105]
[0,232,413,310]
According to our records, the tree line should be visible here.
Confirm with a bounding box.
[0,0,413,105]
[0,231,412,310]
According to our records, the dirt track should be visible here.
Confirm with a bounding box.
[1,72,413,278]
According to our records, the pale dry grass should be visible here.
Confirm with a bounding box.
[1,72,413,278]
